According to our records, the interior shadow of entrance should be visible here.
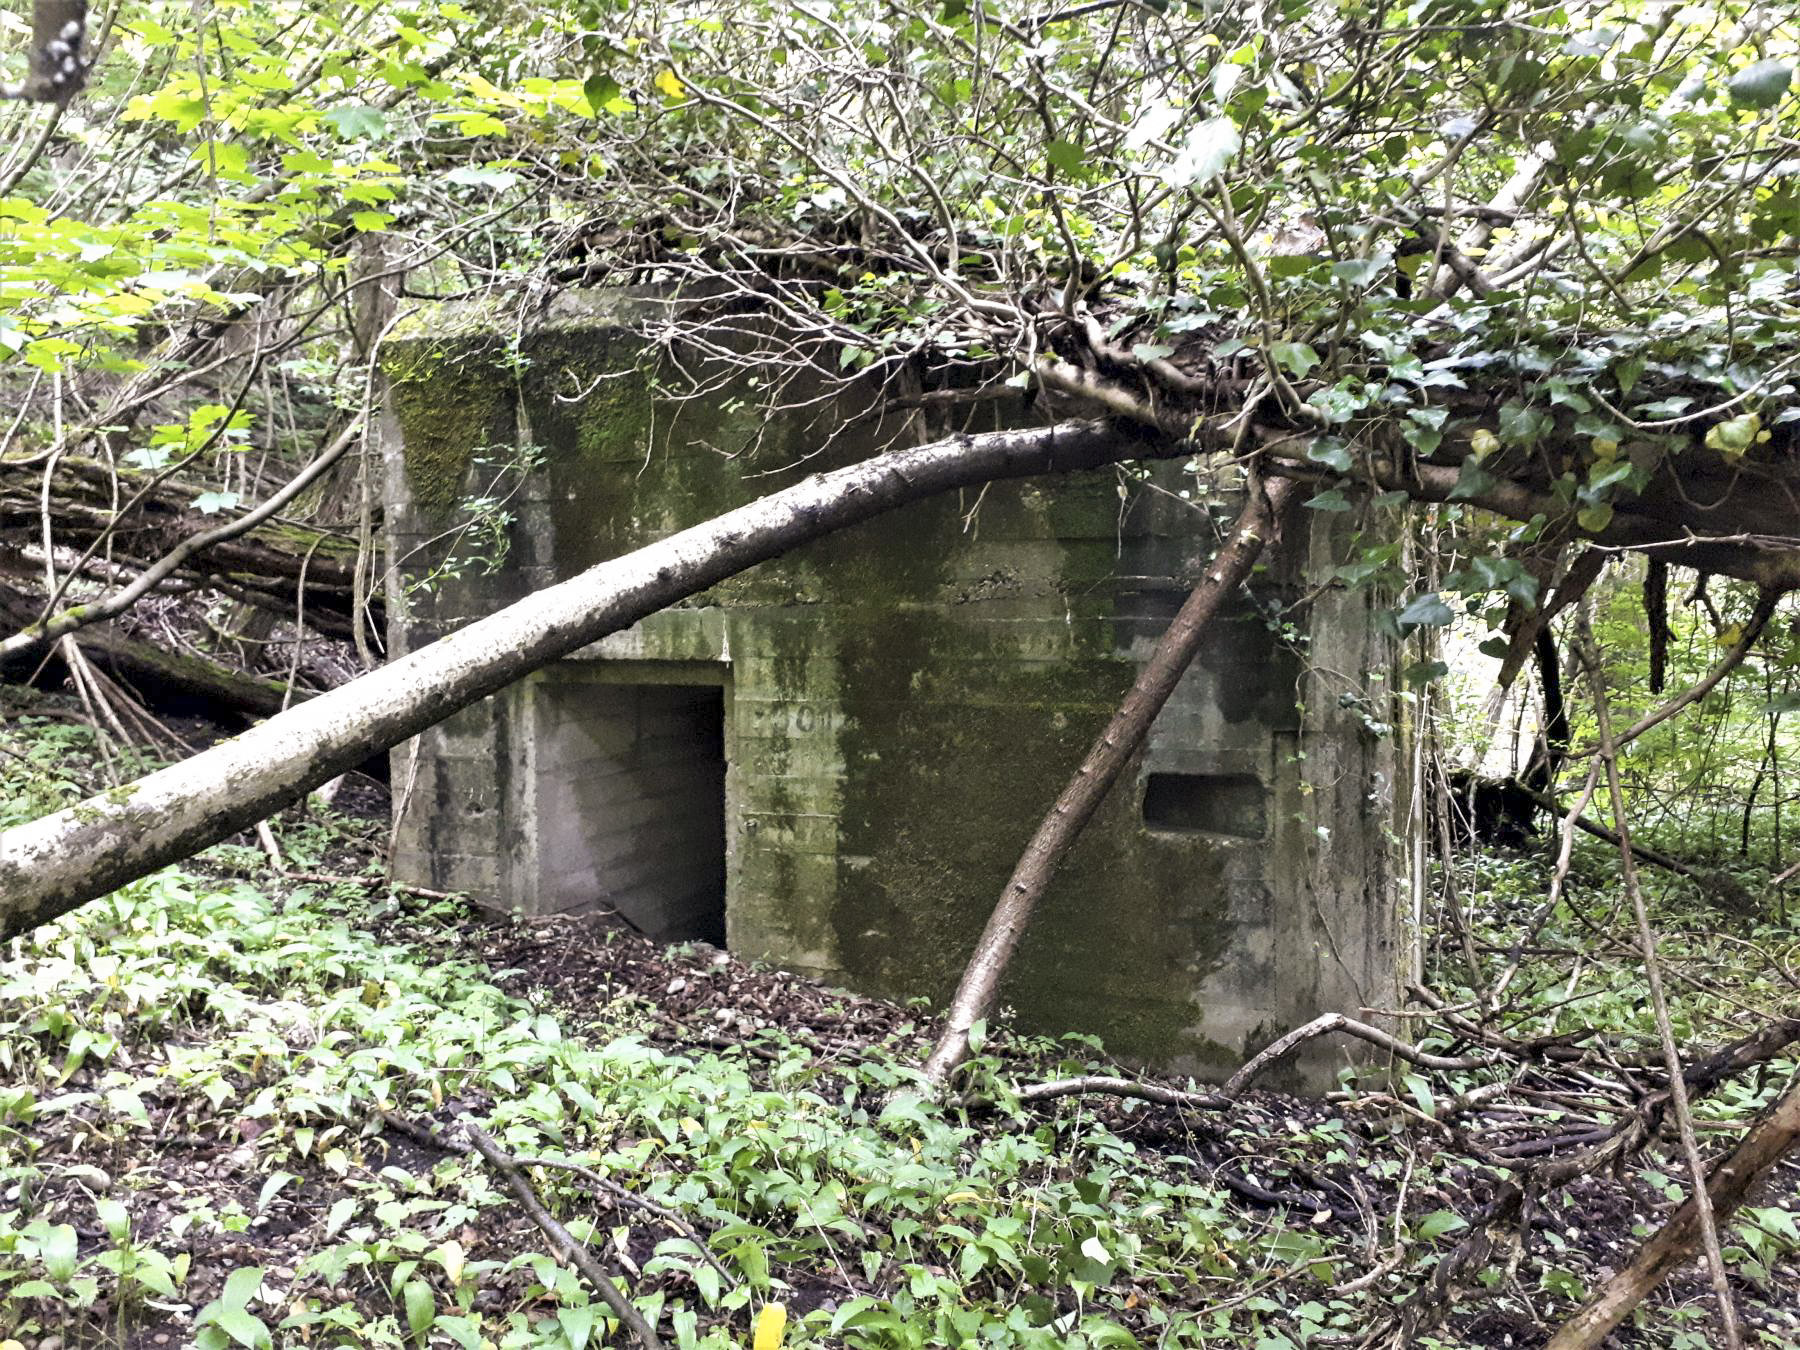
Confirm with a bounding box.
[532,667,728,944]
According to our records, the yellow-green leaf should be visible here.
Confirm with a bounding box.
[753,1303,787,1350]
[1704,412,1760,459]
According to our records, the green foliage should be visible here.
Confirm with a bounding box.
[3,0,1796,650]
[0,857,1361,1348]
[4,693,1798,1349]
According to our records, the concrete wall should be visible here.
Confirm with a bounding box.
[381,290,1413,1084]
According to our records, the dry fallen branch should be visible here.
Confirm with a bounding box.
[458,1115,665,1350]
[1221,1013,1501,1098]
[272,869,458,900]
[0,420,366,661]
[1356,1002,1800,1346]
[1544,1076,1800,1350]
[1005,1075,1229,1110]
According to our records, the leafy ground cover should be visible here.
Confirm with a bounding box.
[1,703,1798,1350]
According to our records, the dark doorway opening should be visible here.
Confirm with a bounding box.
[535,677,728,944]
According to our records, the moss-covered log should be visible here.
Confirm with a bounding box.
[0,453,376,642]
[0,580,302,722]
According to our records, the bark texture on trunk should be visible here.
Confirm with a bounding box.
[0,419,1163,937]
[921,475,1299,1085]
[1543,1076,1800,1350]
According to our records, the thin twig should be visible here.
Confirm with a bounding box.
[1577,625,1742,1350]
[458,1115,665,1350]
[1003,1075,1230,1110]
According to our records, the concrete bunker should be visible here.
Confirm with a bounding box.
[381,290,1415,1084]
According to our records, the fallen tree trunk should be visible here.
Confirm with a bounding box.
[0,418,1165,937]
[0,424,366,661]
[0,579,301,722]
[0,452,374,642]
[921,475,1299,1084]
[1543,1074,1800,1350]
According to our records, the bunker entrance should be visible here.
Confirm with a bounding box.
[534,672,728,944]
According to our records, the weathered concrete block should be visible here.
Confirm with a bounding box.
[382,290,1415,1086]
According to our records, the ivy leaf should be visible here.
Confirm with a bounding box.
[1577,503,1614,532]
[1403,659,1450,685]
[1397,593,1454,629]
[1586,460,1634,491]
[1728,60,1792,111]
[1306,438,1353,473]
[1305,487,1351,511]
[1449,458,1499,500]
[1497,401,1552,447]
[1164,117,1240,186]
[191,491,243,516]
[1704,412,1762,459]
[1045,139,1085,176]
[1270,341,1320,379]
[1331,256,1390,286]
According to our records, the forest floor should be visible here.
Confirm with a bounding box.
[1,696,1799,1349]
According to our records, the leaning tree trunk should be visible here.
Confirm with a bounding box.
[921,475,1299,1085]
[0,418,1174,937]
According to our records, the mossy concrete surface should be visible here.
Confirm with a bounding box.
[381,290,1413,1084]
